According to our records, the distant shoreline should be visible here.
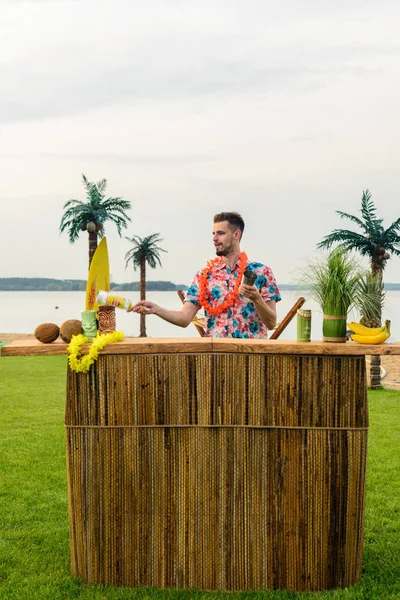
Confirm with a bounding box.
[1,278,400,292]
[0,278,189,292]
[0,333,35,342]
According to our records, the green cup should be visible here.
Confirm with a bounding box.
[297,309,311,342]
[81,310,97,342]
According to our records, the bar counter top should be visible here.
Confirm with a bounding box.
[2,336,400,357]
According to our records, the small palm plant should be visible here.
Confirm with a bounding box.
[357,273,387,388]
[125,233,167,337]
[358,273,385,329]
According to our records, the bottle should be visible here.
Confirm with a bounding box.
[96,290,134,312]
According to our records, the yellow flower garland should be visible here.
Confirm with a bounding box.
[67,330,124,373]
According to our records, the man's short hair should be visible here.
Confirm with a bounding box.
[214,212,245,239]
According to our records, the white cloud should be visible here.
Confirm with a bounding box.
[0,0,399,290]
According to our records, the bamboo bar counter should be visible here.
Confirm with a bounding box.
[3,338,400,592]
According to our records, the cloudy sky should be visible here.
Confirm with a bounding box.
[1,0,400,286]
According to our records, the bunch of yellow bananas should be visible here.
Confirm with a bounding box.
[347,320,391,344]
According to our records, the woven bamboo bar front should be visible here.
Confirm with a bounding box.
[64,341,370,592]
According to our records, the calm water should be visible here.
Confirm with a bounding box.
[1,290,399,341]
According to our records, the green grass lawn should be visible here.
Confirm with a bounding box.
[0,356,399,600]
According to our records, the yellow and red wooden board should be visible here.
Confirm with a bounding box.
[85,237,110,311]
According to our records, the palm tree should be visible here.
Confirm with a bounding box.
[125,233,167,337]
[318,189,400,388]
[317,189,400,275]
[60,174,132,267]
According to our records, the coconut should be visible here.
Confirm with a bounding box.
[34,323,60,343]
[60,319,83,343]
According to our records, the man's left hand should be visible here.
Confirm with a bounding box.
[239,284,260,301]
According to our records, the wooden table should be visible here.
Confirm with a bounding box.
[3,338,400,591]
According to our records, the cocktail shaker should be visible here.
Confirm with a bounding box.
[242,270,257,286]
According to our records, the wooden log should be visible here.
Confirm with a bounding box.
[3,337,400,357]
[269,296,306,340]
[211,339,400,355]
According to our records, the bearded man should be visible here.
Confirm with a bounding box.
[132,212,281,338]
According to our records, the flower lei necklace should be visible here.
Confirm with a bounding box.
[68,330,124,373]
[198,251,248,315]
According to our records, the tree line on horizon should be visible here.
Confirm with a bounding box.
[1,278,400,293]
[0,278,188,292]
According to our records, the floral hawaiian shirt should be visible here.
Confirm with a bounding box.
[185,257,281,338]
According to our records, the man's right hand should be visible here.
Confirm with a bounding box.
[130,298,199,329]
[130,301,158,314]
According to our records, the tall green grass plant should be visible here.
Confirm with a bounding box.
[301,249,379,341]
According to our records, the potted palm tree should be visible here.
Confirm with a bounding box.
[302,248,370,342]
[317,189,400,382]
